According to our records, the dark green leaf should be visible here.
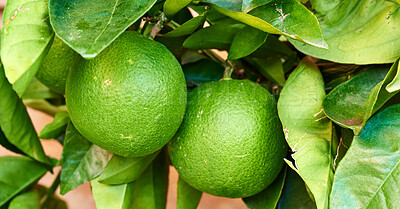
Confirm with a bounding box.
[0,156,48,206]
[164,12,207,37]
[49,0,157,58]
[8,189,40,209]
[243,166,286,209]
[60,122,111,195]
[1,0,54,96]
[130,150,169,209]
[176,177,202,209]
[249,35,295,59]
[22,78,61,100]
[330,104,400,209]
[183,59,225,86]
[277,57,334,209]
[99,150,160,185]
[91,177,134,209]
[0,65,49,165]
[278,168,317,209]
[164,0,192,17]
[246,57,285,85]
[155,36,187,58]
[228,26,268,60]
[291,0,400,64]
[39,112,69,139]
[0,129,23,155]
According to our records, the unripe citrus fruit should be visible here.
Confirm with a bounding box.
[168,79,287,198]
[66,31,187,157]
[36,36,81,94]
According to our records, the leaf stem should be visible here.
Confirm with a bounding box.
[148,12,167,39]
[40,171,61,206]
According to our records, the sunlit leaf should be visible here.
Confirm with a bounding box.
[164,0,192,17]
[39,111,69,139]
[176,177,202,209]
[228,26,268,60]
[91,177,134,209]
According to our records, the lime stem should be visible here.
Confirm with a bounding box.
[223,60,234,80]
[148,12,167,39]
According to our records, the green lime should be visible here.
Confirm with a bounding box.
[36,36,81,94]
[168,79,287,198]
[66,31,187,157]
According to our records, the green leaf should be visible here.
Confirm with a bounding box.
[278,168,317,209]
[22,78,61,100]
[60,122,111,195]
[164,12,207,37]
[228,26,268,60]
[277,57,334,209]
[164,0,192,17]
[243,166,286,209]
[22,99,67,117]
[0,66,49,165]
[183,59,225,86]
[98,150,160,185]
[39,112,69,139]
[290,0,400,64]
[203,0,327,48]
[386,62,400,92]
[91,177,134,209]
[176,177,202,209]
[8,189,40,209]
[49,0,157,58]
[330,104,400,209]
[0,129,23,155]
[0,156,48,206]
[130,150,169,209]
[1,0,54,96]
[324,61,400,134]
[246,57,285,85]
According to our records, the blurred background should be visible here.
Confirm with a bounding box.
[0,0,247,208]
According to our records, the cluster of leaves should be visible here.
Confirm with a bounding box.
[0,0,400,209]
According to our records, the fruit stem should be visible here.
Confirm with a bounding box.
[40,171,61,206]
[223,60,234,80]
[148,12,167,39]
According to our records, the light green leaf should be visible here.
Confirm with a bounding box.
[277,57,334,209]
[22,78,61,100]
[0,129,23,155]
[98,150,160,185]
[0,65,49,165]
[290,0,400,64]
[49,0,157,58]
[164,0,192,17]
[228,26,268,60]
[91,177,134,209]
[386,62,400,92]
[60,122,111,195]
[243,166,286,209]
[1,0,54,96]
[8,189,40,209]
[0,156,48,206]
[39,111,69,139]
[22,99,67,117]
[164,12,207,37]
[330,104,400,209]
[177,177,202,209]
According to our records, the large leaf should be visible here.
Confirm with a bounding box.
[164,0,192,17]
[130,151,169,209]
[0,156,48,206]
[39,111,69,139]
[290,0,400,64]
[8,189,40,209]
[98,150,160,185]
[277,57,334,209]
[49,0,157,58]
[91,177,134,209]
[330,104,400,208]
[0,129,23,155]
[176,177,202,209]
[243,166,286,209]
[0,65,49,165]
[1,0,54,96]
[228,26,268,60]
[60,122,111,195]
[324,62,400,134]
[202,0,327,48]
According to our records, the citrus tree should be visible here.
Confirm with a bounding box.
[0,0,399,209]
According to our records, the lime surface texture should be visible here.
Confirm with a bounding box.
[36,36,82,94]
[66,31,187,157]
[169,79,287,198]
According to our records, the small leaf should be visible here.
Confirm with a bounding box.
[130,150,169,209]
[277,168,317,209]
[183,59,225,86]
[91,177,134,209]
[277,57,334,209]
[60,122,111,195]
[0,65,49,165]
[98,150,160,185]
[39,112,69,139]
[22,78,61,100]
[49,0,157,58]
[8,189,40,209]
[164,0,192,17]
[246,57,285,85]
[1,0,54,96]
[330,104,400,209]
[177,177,202,209]
[243,166,286,209]
[228,26,268,60]
[0,156,48,206]
[164,12,207,37]
[386,62,400,92]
